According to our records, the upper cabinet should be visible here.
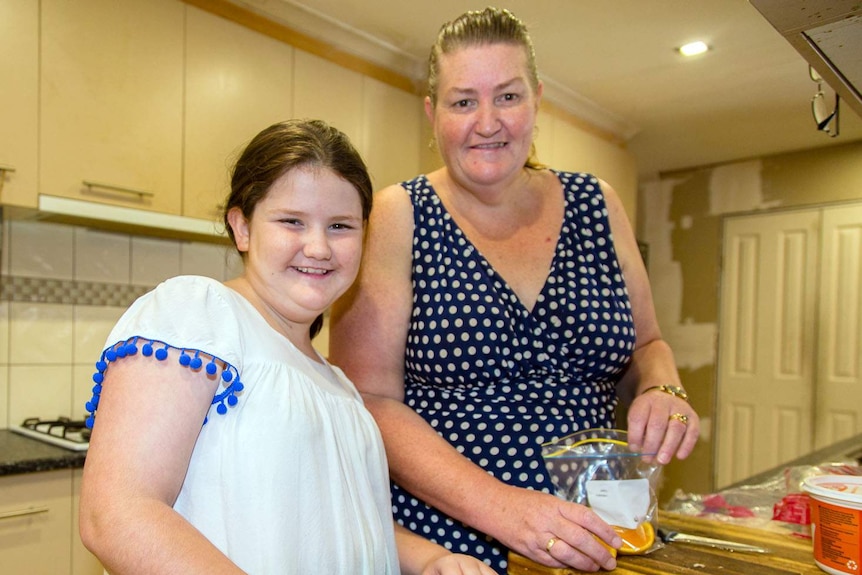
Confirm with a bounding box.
[0,0,426,234]
[183,6,294,222]
[40,0,184,214]
[0,0,39,207]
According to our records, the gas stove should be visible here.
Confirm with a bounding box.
[10,416,90,451]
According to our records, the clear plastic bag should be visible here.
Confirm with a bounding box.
[542,428,664,555]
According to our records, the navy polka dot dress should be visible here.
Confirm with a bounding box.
[393,171,637,573]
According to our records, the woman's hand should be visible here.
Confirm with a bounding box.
[626,388,700,464]
[494,486,620,572]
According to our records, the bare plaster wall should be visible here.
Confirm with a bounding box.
[638,139,862,502]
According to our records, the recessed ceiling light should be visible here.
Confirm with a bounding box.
[678,41,709,57]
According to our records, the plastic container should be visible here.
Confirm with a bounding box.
[803,475,862,575]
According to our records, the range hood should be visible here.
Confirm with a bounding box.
[750,0,862,118]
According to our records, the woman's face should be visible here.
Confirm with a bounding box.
[229,165,364,327]
[427,43,542,190]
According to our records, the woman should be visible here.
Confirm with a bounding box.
[78,119,495,575]
[329,8,700,574]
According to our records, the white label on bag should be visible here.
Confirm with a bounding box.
[585,479,650,529]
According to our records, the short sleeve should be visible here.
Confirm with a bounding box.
[85,276,247,427]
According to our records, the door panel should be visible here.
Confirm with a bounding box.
[717,209,820,488]
[816,204,862,447]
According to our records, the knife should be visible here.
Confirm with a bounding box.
[657,528,770,554]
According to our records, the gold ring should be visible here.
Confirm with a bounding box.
[669,413,689,425]
[546,537,557,553]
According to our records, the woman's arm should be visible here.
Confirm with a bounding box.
[79,347,245,574]
[330,183,619,572]
[599,179,700,463]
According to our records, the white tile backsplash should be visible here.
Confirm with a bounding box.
[2,218,238,423]
[73,305,127,364]
[73,363,98,419]
[0,301,8,365]
[131,236,182,286]
[8,220,75,279]
[9,365,73,424]
[180,241,233,280]
[9,302,75,364]
[74,228,132,283]
[0,367,7,428]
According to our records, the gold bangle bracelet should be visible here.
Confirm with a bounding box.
[641,384,689,402]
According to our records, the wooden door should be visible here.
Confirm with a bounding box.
[716,209,820,488]
[815,203,862,447]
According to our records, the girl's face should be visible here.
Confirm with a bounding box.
[229,165,364,329]
[427,43,542,190]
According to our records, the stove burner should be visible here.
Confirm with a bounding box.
[11,416,91,450]
[21,416,91,441]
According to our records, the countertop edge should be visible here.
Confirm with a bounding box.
[0,429,87,477]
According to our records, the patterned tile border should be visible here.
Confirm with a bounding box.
[0,275,151,307]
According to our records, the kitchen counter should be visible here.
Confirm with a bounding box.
[509,512,820,575]
[608,512,820,575]
[0,429,86,476]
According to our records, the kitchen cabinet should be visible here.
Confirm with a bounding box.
[0,469,102,575]
[40,0,184,215]
[360,77,422,191]
[294,51,364,149]
[293,51,423,191]
[0,0,39,208]
[0,469,73,575]
[183,6,294,221]
[72,469,103,575]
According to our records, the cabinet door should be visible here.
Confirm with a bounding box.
[360,77,422,192]
[183,6,294,222]
[293,51,363,149]
[40,0,184,214]
[0,0,39,208]
[0,469,73,575]
[72,469,103,575]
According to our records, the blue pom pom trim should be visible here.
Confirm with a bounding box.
[85,336,244,429]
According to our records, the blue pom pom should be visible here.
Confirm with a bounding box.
[217,403,227,415]
[105,349,117,362]
[92,383,102,394]
[116,346,127,358]
[142,343,153,356]
[96,360,107,371]
[179,353,191,366]
[125,343,138,355]
[206,361,218,375]
[227,395,238,407]
[235,381,245,392]
[155,347,168,361]
[85,416,95,429]
[90,395,100,408]
[85,401,94,412]
[190,356,203,370]
[92,372,104,384]
[221,370,233,383]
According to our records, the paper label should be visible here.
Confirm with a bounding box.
[585,478,650,529]
[811,498,861,573]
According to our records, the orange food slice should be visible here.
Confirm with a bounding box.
[592,534,618,558]
[613,522,655,555]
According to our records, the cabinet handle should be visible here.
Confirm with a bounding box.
[0,505,50,520]
[83,180,155,199]
[0,164,16,173]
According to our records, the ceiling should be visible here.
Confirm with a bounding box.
[231,0,862,176]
